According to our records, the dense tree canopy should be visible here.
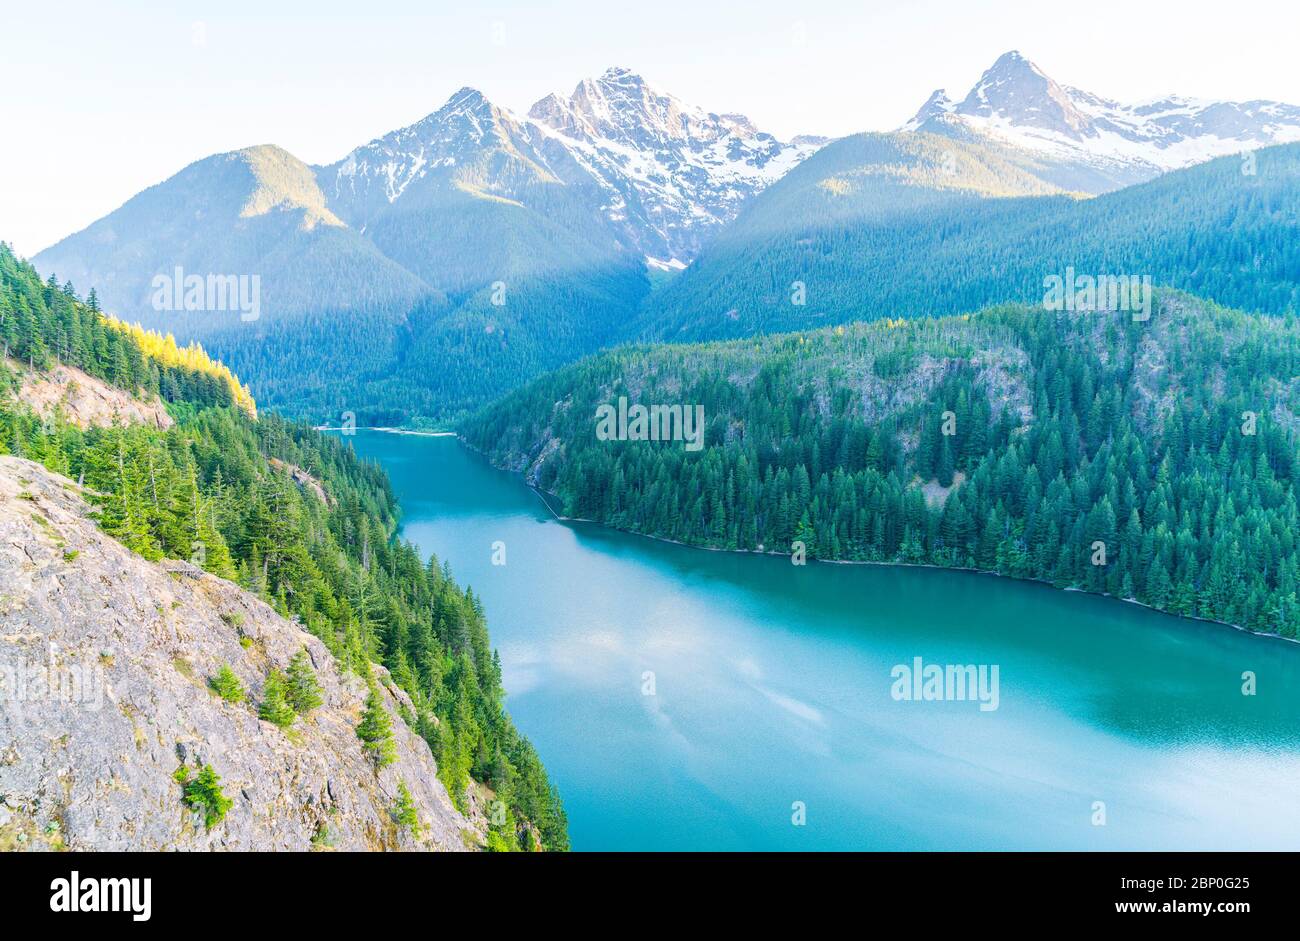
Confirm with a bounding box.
[643,140,1300,342]
[465,292,1300,638]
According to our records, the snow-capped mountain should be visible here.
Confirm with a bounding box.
[314,84,633,292]
[527,67,825,263]
[317,68,825,268]
[319,87,592,227]
[905,51,1300,191]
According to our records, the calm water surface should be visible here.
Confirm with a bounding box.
[342,430,1300,851]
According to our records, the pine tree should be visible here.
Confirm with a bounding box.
[174,763,233,829]
[391,780,422,837]
[258,669,297,728]
[285,647,324,714]
[356,683,397,767]
[208,663,246,703]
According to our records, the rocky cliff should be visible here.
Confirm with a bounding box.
[10,358,174,431]
[0,455,478,851]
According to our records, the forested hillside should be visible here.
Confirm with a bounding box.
[464,291,1300,638]
[33,133,653,428]
[191,249,649,426]
[0,243,566,850]
[1,248,254,417]
[32,125,1300,429]
[642,139,1300,341]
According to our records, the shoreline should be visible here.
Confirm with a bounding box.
[389,430,1300,648]
[524,468,1300,648]
[315,425,456,437]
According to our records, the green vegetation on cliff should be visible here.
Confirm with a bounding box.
[0,242,567,850]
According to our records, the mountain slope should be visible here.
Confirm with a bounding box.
[527,66,824,263]
[32,145,434,423]
[0,455,474,851]
[306,84,657,422]
[463,291,1300,638]
[640,140,1300,341]
[0,243,568,851]
[907,51,1300,192]
[302,71,822,420]
[36,144,429,332]
[318,87,632,287]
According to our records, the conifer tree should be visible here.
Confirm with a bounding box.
[285,647,324,714]
[356,683,397,767]
[208,663,246,703]
[258,669,297,728]
[392,780,422,837]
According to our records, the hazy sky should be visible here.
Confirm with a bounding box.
[4,0,1299,257]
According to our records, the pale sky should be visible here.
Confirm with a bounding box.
[3,0,1298,257]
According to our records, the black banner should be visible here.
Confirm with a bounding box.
[0,851,1279,926]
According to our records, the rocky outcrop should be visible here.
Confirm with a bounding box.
[10,359,174,431]
[0,456,478,851]
[268,457,334,507]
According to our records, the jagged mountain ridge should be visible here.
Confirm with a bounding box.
[526,66,825,262]
[316,85,628,291]
[318,67,824,267]
[906,51,1300,191]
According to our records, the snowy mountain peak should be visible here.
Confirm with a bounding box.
[957,50,1090,137]
[595,65,648,92]
[906,89,956,129]
[320,85,533,214]
[539,67,704,146]
[525,67,824,261]
[984,50,1042,79]
[440,86,493,115]
[905,50,1300,188]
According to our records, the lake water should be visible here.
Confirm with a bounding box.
[342,430,1300,851]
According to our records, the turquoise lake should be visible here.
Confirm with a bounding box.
[342,430,1300,851]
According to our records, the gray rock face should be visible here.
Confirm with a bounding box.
[954,51,1092,137]
[0,456,478,851]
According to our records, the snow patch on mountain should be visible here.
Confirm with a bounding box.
[526,67,825,259]
[318,67,825,263]
[906,50,1300,188]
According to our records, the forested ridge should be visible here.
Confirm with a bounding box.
[31,139,1300,428]
[642,139,1300,342]
[218,139,1300,424]
[1,244,254,416]
[464,291,1300,638]
[1,243,567,850]
[197,250,649,429]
